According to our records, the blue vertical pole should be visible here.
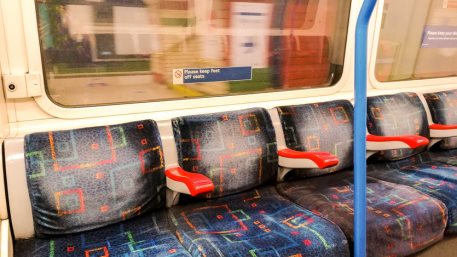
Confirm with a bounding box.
[354,1,377,257]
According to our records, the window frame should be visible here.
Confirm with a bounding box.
[369,0,457,89]
[2,0,356,119]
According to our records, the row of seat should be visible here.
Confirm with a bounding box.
[6,89,457,257]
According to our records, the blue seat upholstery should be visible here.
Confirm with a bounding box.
[276,100,447,256]
[423,90,457,164]
[15,120,191,256]
[366,93,457,233]
[277,100,354,178]
[15,211,191,257]
[169,108,350,256]
[366,92,457,180]
[169,186,349,257]
[366,92,429,161]
[277,171,447,256]
[368,157,457,233]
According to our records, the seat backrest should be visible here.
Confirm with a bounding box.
[172,108,277,198]
[424,89,457,149]
[23,120,165,237]
[367,92,429,160]
[277,100,354,177]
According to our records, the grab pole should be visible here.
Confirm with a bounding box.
[354,0,377,257]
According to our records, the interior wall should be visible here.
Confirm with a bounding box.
[0,67,9,138]
[0,65,9,220]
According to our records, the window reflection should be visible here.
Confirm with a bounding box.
[375,0,457,82]
[36,0,350,106]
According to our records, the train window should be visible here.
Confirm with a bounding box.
[36,0,351,107]
[375,0,457,82]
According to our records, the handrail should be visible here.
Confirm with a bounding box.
[354,0,378,257]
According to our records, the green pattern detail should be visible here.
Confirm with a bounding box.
[26,151,46,179]
[49,240,55,257]
[111,126,127,149]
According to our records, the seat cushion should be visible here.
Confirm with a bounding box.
[376,153,457,183]
[168,186,350,257]
[277,171,447,257]
[14,211,191,257]
[429,149,457,166]
[24,120,166,236]
[368,155,457,233]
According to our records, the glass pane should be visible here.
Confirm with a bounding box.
[36,0,351,107]
[375,0,457,82]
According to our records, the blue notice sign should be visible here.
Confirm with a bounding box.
[173,66,252,84]
[422,25,457,48]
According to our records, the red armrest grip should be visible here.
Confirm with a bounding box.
[366,134,429,149]
[165,167,214,196]
[278,148,339,169]
[430,124,457,130]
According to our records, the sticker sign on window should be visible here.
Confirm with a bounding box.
[172,67,252,84]
[422,26,457,48]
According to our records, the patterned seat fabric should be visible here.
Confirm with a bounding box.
[172,108,278,198]
[277,100,354,178]
[169,186,349,257]
[277,171,447,257]
[366,92,457,176]
[368,156,457,233]
[423,90,457,164]
[366,93,457,233]
[170,108,350,256]
[25,120,166,236]
[367,92,430,161]
[276,100,447,256]
[14,211,191,257]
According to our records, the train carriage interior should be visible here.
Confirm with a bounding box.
[1,0,457,256]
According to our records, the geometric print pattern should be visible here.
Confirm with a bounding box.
[277,170,447,257]
[168,186,350,257]
[368,157,457,234]
[428,148,457,166]
[277,100,354,178]
[24,120,166,236]
[14,211,192,257]
[424,89,457,149]
[367,93,430,160]
[172,108,278,198]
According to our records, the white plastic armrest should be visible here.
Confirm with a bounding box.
[366,134,429,158]
[277,149,338,181]
[429,124,457,138]
[165,167,214,207]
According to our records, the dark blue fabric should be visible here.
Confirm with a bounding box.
[382,153,457,182]
[423,90,457,165]
[24,120,166,236]
[14,211,191,257]
[366,92,457,234]
[277,100,354,178]
[277,171,447,257]
[367,93,430,161]
[424,90,457,126]
[172,108,278,198]
[428,148,457,166]
[368,158,457,233]
[169,186,350,257]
